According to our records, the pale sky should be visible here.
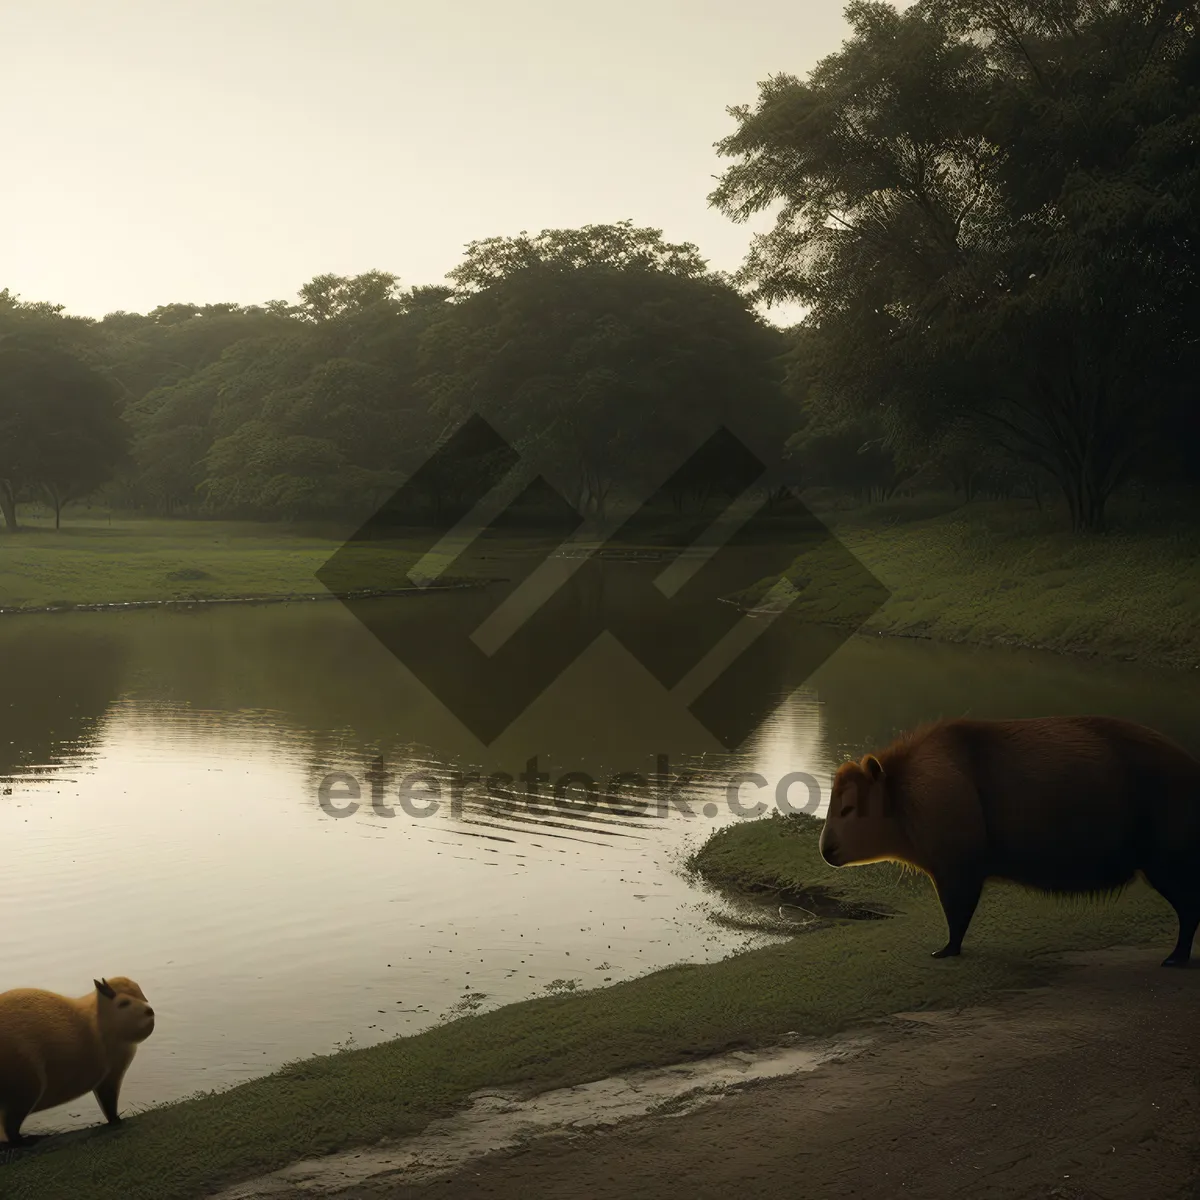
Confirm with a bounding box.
[2,1,878,323]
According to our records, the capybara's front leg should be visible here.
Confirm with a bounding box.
[94,1075,124,1126]
[930,871,983,959]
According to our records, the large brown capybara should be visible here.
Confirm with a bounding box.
[818,716,1200,966]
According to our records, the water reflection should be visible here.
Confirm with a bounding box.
[0,621,127,779]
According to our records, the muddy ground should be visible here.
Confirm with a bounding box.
[229,946,1199,1200]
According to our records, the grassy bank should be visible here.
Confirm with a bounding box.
[4,814,1179,1200]
[685,812,1179,958]
[746,496,1200,670]
[4,503,1198,668]
[3,504,1199,671]
[0,519,332,610]
[0,518,498,610]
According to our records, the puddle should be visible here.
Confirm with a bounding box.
[213,1034,874,1197]
[702,880,900,936]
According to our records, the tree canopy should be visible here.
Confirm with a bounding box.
[711,0,1200,530]
[0,340,129,529]
[419,248,788,520]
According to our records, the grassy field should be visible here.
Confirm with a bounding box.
[0,517,496,610]
[743,495,1200,670]
[4,812,1179,1199]
[0,518,334,609]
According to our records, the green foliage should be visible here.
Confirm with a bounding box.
[786,409,920,503]
[446,220,711,290]
[109,284,453,521]
[2,237,791,529]
[712,0,1200,531]
[293,270,403,322]
[0,340,129,530]
[419,258,790,518]
[68,237,779,528]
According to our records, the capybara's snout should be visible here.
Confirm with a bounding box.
[819,827,841,867]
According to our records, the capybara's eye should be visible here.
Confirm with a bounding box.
[839,804,854,817]
[119,999,131,1008]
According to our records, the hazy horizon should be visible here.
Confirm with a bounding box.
[2,0,888,324]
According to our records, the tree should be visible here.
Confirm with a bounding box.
[710,0,1200,531]
[198,359,411,520]
[787,412,921,502]
[295,271,403,322]
[448,221,710,291]
[188,279,452,521]
[420,230,789,523]
[938,0,1200,528]
[200,423,355,520]
[125,423,211,516]
[96,302,291,408]
[0,341,129,530]
[0,289,95,347]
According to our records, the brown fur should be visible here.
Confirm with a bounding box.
[818,716,1200,965]
[0,975,155,1145]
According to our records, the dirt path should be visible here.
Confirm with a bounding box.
[225,947,1200,1200]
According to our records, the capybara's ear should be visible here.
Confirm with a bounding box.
[863,755,884,782]
[95,978,116,999]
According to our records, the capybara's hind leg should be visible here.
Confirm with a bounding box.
[1165,911,1199,967]
[3,1103,35,1147]
[930,871,983,959]
[1142,866,1199,967]
[1,1062,42,1147]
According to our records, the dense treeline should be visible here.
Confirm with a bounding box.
[716,0,1200,531]
[1,0,1196,534]
[0,228,794,532]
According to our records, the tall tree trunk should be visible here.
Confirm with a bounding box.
[1053,460,1111,534]
[0,480,16,531]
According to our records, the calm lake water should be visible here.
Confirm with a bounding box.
[3,583,1199,1133]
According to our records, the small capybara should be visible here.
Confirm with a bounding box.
[0,976,155,1145]
[818,716,1200,965]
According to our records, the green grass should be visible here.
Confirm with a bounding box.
[0,517,497,610]
[0,519,337,609]
[4,813,1180,1200]
[743,497,1200,670]
[685,811,1180,950]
